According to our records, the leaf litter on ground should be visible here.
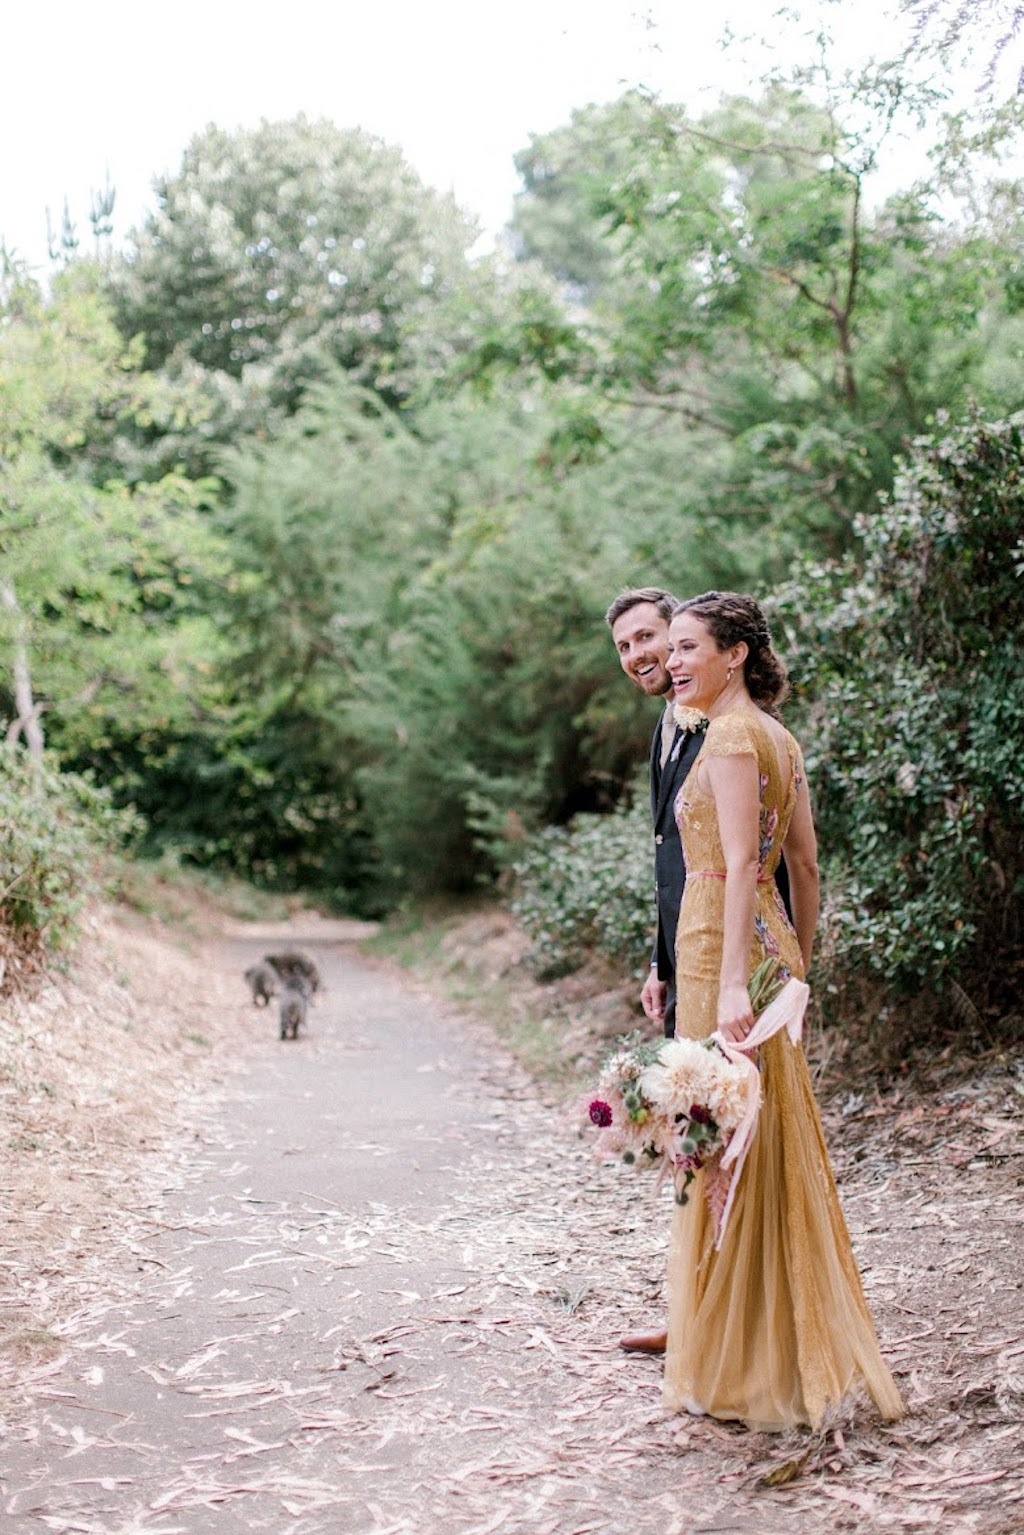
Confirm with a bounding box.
[0,901,1022,1533]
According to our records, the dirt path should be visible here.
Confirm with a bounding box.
[2,928,1022,1534]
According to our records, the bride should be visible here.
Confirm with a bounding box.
[661,591,903,1431]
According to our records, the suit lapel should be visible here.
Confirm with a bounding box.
[649,716,663,823]
[656,727,704,821]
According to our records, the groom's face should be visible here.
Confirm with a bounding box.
[611,601,673,698]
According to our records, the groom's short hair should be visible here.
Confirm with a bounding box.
[604,587,682,629]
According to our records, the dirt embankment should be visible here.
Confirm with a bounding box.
[0,901,253,1391]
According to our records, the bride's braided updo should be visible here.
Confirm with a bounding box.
[676,591,789,714]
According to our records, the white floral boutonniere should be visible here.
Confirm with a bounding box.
[673,705,710,734]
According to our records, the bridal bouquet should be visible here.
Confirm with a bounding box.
[586,958,807,1246]
[636,1034,752,1205]
[588,1031,751,1204]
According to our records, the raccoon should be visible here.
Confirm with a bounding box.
[244,962,278,1007]
[278,984,308,1041]
[264,949,321,997]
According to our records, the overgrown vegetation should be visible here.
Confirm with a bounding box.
[0,746,137,989]
[511,416,1024,1038]
[3,21,1024,1036]
[781,411,1024,1026]
[510,787,652,980]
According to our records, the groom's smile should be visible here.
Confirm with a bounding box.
[612,601,673,697]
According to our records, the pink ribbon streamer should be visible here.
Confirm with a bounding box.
[707,976,809,1249]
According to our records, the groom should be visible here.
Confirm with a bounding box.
[606,588,705,1359]
[606,587,705,1042]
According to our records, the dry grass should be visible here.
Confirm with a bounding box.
[0,900,254,1406]
[0,919,47,1000]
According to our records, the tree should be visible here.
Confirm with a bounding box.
[902,0,1024,91]
[180,362,729,902]
[99,373,456,906]
[0,260,224,761]
[506,79,1024,570]
[344,381,735,894]
[112,117,481,421]
[509,95,654,302]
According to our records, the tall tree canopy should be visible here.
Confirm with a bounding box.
[0,262,221,759]
[112,116,481,417]
[508,81,1024,566]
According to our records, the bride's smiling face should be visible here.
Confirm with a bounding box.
[666,612,743,712]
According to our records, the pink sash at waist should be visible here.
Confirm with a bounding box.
[689,869,774,883]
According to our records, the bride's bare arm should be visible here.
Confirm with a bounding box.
[706,751,760,1042]
[781,776,819,971]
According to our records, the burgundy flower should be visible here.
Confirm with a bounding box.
[589,1099,614,1128]
[689,1104,713,1126]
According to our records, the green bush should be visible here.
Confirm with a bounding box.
[71,708,383,915]
[0,744,138,979]
[778,411,1024,1019]
[510,781,653,979]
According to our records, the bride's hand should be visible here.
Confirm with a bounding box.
[717,983,754,1045]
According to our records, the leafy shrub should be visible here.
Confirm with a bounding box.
[0,744,138,986]
[777,411,1024,1020]
[510,781,653,979]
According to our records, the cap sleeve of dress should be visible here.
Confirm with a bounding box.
[702,712,760,759]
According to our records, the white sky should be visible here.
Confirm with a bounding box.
[0,0,994,272]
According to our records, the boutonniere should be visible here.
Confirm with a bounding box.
[673,705,710,735]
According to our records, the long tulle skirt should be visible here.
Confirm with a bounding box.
[664,1033,904,1431]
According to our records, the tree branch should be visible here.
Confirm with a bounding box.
[1,579,45,762]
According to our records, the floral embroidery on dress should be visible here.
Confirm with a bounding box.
[771,883,797,935]
[759,807,779,869]
[754,768,782,872]
[754,910,781,957]
[673,786,692,871]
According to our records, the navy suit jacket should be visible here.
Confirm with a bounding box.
[649,716,704,988]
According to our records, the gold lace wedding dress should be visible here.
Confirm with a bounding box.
[665,709,903,1431]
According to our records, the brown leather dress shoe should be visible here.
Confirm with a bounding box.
[618,1328,668,1354]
